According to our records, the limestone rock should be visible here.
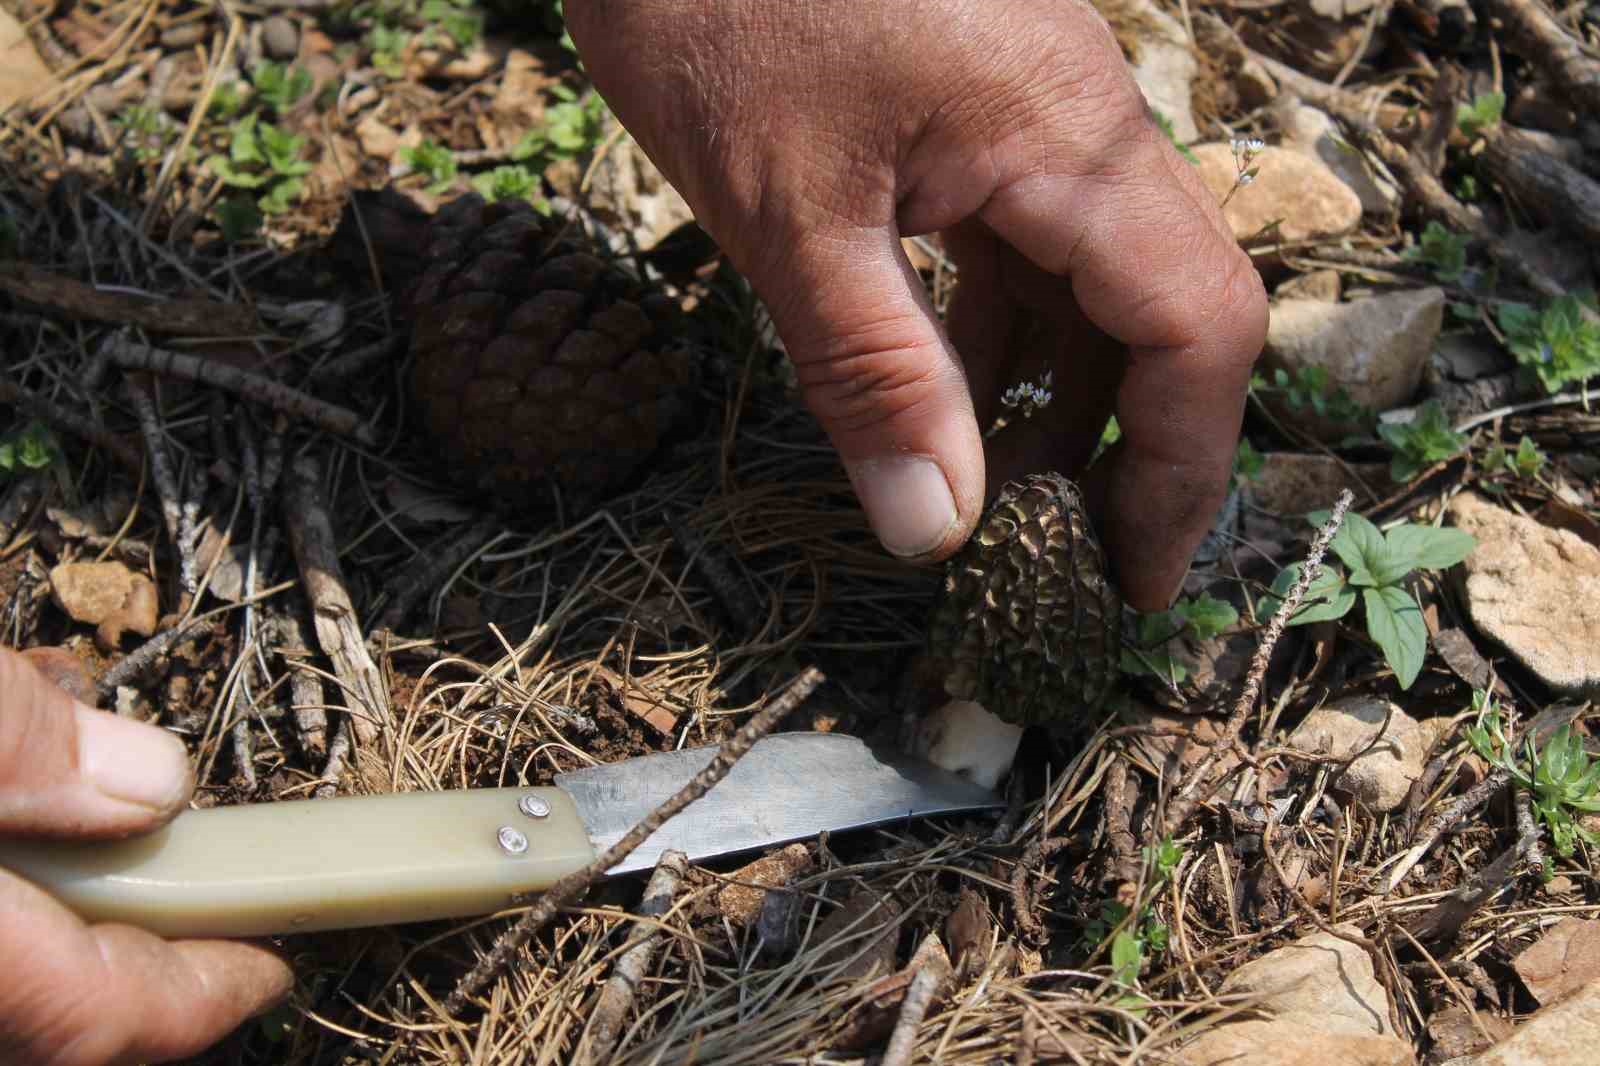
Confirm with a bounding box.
[1180,1018,1414,1066]
[716,843,812,927]
[1461,979,1600,1065]
[1277,103,1399,214]
[1513,918,1600,1005]
[1447,492,1600,696]
[49,561,159,650]
[1220,926,1397,1036]
[1192,143,1362,245]
[1127,0,1199,143]
[1262,288,1444,440]
[1287,698,1426,812]
[1277,269,1342,302]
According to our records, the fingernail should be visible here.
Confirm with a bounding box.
[76,706,192,815]
[848,455,960,558]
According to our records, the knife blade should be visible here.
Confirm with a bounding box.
[0,733,999,938]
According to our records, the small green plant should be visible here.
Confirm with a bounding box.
[1377,399,1469,480]
[1220,137,1263,210]
[511,85,608,166]
[1457,92,1505,139]
[1120,592,1239,683]
[0,421,59,476]
[207,114,312,216]
[1154,109,1198,164]
[1256,366,1372,425]
[420,0,482,48]
[207,81,246,120]
[470,163,542,204]
[112,104,175,162]
[367,22,410,77]
[215,196,265,241]
[1496,292,1600,394]
[400,139,458,193]
[1481,434,1547,482]
[1259,509,1475,689]
[251,61,313,114]
[1405,221,1469,283]
[1232,437,1264,486]
[1467,693,1600,859]
[1082,837,1184,995]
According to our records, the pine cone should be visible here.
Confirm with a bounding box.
[928,473,1122,726]
[400,193,693,496]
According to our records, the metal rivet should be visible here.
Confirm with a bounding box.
[518,795,551,819]
[497,826,529,854]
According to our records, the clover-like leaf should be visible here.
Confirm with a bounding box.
[1364,584,1427,689]
[1173,592,1238,641]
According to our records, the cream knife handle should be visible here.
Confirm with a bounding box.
[0,788,596,938]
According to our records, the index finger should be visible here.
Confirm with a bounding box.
[981,113,1267,608]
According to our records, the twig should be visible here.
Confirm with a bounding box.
[1010,834,1075,944]
[1514,790,1545,877]
[1480,0,1600,117]
[374,516,501,634]
[442,665,824,1016]
[0,375,143,473]
[100,334,379,448]
[309,335,406,385]
[1404,824,1540,941]
[1162,490,1354,837]
[666,512,763,636]
[275,606,328,757]
[121,376,198,600]
[880,934,953,1066]
[581,850,690,1065]
[95,617,210,698]
[1102,754,1143,887]
[316,715,354,797]
[0,261,258,336]
[284,453,392,748]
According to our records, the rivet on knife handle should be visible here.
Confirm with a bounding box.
[0,787,595,939]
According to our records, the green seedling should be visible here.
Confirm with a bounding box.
[400,140,458,193]
[367,23,410,77]
[420,0,482,48]
[1467,693,1600,859]
[0,421,60,477]
[1457,92,1505,139]
[1254,366,1372,426]
[470,164,542,205]
[207,81,246,120]
[1496,292,1600,394]
[1082,837,1184,1002]
[1153,109,1198,164]
[112,105,175,162]
[251,62,313,114]
[1405,221,1469,283]
[1480,435,1547,482]
[207,114,312,217]
[511,85,608,166]
[1259,509,1475,689]
[1377,400,1469,481]
[1232,437,1264,486]
[1120,592,1239,684]
[215,196,265,241]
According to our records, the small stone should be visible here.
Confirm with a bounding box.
[715,843,812,927]
[1434,331,1510,382]
[1262,288,1445,440]
[1276,269,1342,302]
[1427,1004,1512,1061]
[1448,492,1600,696]
[1127,0,1199,143]
[49,561,159,650]
[1287,698,1426,811]
[1220,926,1397,1036]
[1460,978,1600,1065]
[1513,918,1600,1005]
[1178,1017,1415,1066]
[261,15,300,60]
[1277,103,1399,214]
[1192,143,1363,245]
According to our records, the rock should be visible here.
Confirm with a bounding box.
[1433,331,1509,382]
[1447,493,1600,696]
[716,843,812,927]
[1277,269,1342,302]
[1287,698,1426,811]
[1262,288,1444,440]
[261,15,300,60]
[1427,1004,1512,1061]
[1193,143,1363,245]
[1179,1018,1415,1066]
[1460,979,1600,1065]
[49,561,159,650]
[19,646,98,706]
[1246,453,1394,517]
[1276,103,1399,214]
[0,7,52,112]
[1126,0,1198,143]
[1513,918,1600,1005]
[1220,926,1396,1036]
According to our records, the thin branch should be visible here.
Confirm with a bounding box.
[581,850,690,1065]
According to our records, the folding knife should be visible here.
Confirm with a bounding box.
[0,733,1000,938]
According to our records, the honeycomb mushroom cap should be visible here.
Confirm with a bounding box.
[929,473,1122,727]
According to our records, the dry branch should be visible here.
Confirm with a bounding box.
[1479,125,1600,246]
[442,665,825,1016]
[122,376,198,600]
[1481,0,1600,117]
[581,850,690,1065]
[284,453,391,748]
[100,334,379,448]
[880,934,954,1066]
[0,261,259,336]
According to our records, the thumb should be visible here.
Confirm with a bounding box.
[0,648,193,838]
[758,227,984,560]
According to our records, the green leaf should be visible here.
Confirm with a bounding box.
[1331,510,1388,586]
[1457,91,1505,138]
[1404,221,1468,283]
[1383,524,1476,573]
[1232,437,1263,484]
[1173,592,1238,641]
[1377,400,1469,481]
[1110,930,1145,986]
[1364,584,1428,689]
[215,196,263,241]
[1497,293,1600,394]
[1260,563,1356,625]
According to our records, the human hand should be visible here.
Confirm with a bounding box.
[0,648,292,1066]
[567,0,1267,608]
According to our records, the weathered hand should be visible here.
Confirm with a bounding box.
[568,0,1267,608]
[0,648,292,1066]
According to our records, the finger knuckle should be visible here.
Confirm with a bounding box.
[793,332,948,439]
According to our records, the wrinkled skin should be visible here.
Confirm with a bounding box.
[568,0,1267,608]
[0,649,292,1065]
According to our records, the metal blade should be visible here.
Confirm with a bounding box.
[554,733,1002,876]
